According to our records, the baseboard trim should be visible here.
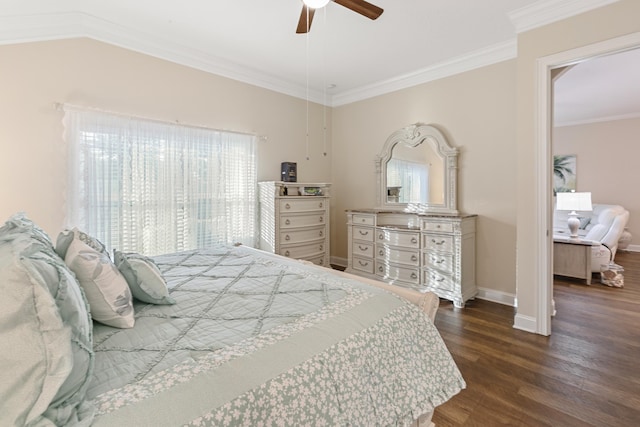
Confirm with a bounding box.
[330,256,348,269]
[513,313,538,333]
[621,244,640,253]
[476,288,516,307]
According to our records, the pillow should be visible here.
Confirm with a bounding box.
[114,250,176,305]
[1,211,55,251]
[56,227,108,260]
[65,238,135,328]
[578,216,591,230]
[0,215,95,426]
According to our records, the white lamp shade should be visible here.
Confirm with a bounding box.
[556,192,592,212]
[303,0,331,8]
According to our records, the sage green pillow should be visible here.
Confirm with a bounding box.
[0,215,95,426]
[114,250,176,305]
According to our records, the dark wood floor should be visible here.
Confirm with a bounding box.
[432,251,640,426]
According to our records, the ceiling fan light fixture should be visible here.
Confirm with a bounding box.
[303,0,331,9]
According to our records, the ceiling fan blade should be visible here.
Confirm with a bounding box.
[296,5,316,34]
[334,0,383,20]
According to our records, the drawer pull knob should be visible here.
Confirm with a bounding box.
[285,203,291,209]
[361,218,366,222]
[359,230,369,236]
[285,250,290,257]
[319,230,323,237]
[359,245,368,251]
[378,266,384,272]
[379,234,384,240]
[285,219,291,225]
[358,260,369,267]
[319,245,323,251]
[411,255,418,262]
[319,202,323,208]
[436,259,445,264]
[285,235,290,241]
[319,259,324,265]
[411,272,418,279]
[411,237,418,244]
[319,216,323,222]
[379,249,384,256]
[432,239,445,245]
[437,224,441,229]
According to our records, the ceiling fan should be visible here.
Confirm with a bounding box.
[296,0,384,34]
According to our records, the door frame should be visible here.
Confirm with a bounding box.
[534,32,640,335]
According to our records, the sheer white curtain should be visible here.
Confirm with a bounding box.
[64,108,257,255]
[387,158,429,204]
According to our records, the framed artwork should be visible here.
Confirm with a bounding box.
[553,154,576,194]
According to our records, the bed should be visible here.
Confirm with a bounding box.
[0,214,465,426]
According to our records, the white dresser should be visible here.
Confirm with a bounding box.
[346,210,476,308]
[258,182,331,267]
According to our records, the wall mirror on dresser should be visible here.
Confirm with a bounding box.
[376,123,458,215]
[347,123,477,308]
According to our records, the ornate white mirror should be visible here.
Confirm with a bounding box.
[376,123,459,215]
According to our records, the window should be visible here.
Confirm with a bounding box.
[64,108,257,255]
[386,158,429,204]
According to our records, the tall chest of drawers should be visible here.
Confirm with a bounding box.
[346,210,476,308]
[258,182,331,267]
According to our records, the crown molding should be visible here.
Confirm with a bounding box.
[0,11,517,108]
[0,12,327,105]
[1,1,618,108]
[331,39,517,107]
[508,0,620,34]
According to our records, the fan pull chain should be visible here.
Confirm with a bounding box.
[305,7,310,161]
[322,7,327,157]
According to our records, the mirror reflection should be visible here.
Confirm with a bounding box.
[376,123,458,215]
[385,139,444,205]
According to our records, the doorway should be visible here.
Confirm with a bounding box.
[535,32,640,335]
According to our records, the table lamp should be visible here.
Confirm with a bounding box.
[556,191,592,238]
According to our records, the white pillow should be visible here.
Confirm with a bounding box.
[65,238,135,328]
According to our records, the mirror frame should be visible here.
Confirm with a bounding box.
[375,123,459,215]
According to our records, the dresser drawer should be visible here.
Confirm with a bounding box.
[352,214,375,226]
[423,233,454,253]
[353,241,374,258]
[305,254,328,267]
[279,198,327,213]
[352,226,374,242]
[423,251,454,273]
[280,212,326,228]
[280,226,326,244]
[422,220,454,233]
[352,256,375,274]
[375,262,420,284]
[376,245,419,266]
[376,229,420,249]
[280,242,326,259]
[423,268,455,292]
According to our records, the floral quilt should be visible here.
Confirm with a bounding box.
[89,245,464,426]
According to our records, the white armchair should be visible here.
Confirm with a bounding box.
[554,203,630,272]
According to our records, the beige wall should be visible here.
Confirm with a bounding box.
[332,60,518,297]
[516,0,640,329]
[0,38,332,237]
[554,117,640,246]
